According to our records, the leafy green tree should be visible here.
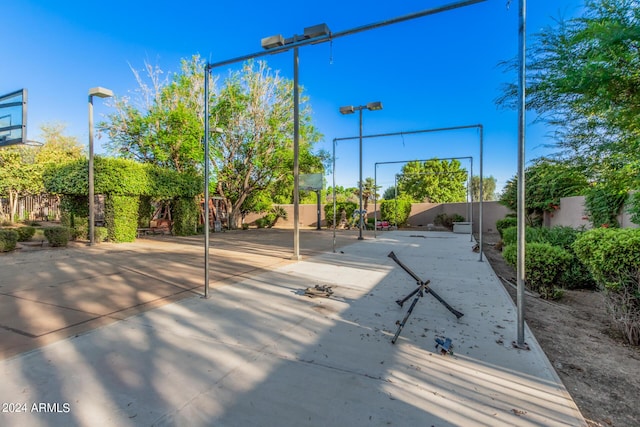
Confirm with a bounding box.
[102,56,325,228]
[102,56,206,173]
[327,186,359,204]
[471,175,497,201]
[382,186,397,200]
[498,0,640,159]
[0,124,83,221]
[500,159,589,223]
[354,177,379,211]
[210,61,323,228]
[497,0,640,220]
[397,159,467,203]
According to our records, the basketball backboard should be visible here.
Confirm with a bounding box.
[299,173,323,191]
[0,89,27,147]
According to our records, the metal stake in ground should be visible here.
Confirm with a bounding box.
[388,251,464,319]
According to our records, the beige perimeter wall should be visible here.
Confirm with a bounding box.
[244,201,511,233]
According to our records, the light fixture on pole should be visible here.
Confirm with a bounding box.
[88,86,113,246]
[339,101,383,240]
[261,23,331,259]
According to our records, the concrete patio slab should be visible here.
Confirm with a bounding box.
[0,230,586,427]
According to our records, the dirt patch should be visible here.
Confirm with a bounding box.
[483,235,640,427]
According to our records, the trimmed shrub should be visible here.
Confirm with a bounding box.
[105,195,139,243]
[14,226,36,242]
[95,227,108,243]
[496,217,518,238]
[324,202,358,227]
[0,229,19,252]
[72,222,89,241]
[44,226,70,247]
[503,242,572,299]
[172,197,199,236]
[503,225,595,289]
[574,228,640,345]
[380,197,412,226]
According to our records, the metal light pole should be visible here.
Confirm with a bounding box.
[292,46,301,259]
[88,87,113,246]
[516,0,528,348]
[203,66,224,298]
[339,102,383,239]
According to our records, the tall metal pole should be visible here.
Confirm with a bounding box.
[469,158,474,241]
[292,47,301,259]
[358,109,364,239]
[204,65,211,298]
[332,138,337,253]
[374,165,377,238]
[88,95,95,246]
[468,159,473,241]
[516,0,527,347]
[479,125,484,262]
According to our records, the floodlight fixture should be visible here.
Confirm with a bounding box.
[261,35,285,50]
[339,105,355,115]
[89,87,114,98]
[366,101,383,111]
[303,23,331,39]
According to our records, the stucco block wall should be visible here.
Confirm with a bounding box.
[243,201,510,233]
[546,195,638,229]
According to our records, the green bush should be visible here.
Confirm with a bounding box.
[44,227,70,247]
[172,197,199,236]
[71,222,89,241]
[502,225,594,289]
[502,226,518,246]
[380,198,412,226]
[13,226,36,242]
[95,226,108,243]
[496,217,518,238]
[503,242,572,299]
[255,217,268,228]
[0,229,19,252]
[324,202,358,226]
[574,228,640,290]
[574,228,640,345]
[105,195,139,243]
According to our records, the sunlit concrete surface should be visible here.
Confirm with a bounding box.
[0,231,586,426]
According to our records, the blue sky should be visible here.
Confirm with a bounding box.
[4,0,584,195]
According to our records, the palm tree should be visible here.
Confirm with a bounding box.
[359,177,380,211]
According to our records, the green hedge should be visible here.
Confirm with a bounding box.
[496,217,518,238]
[574,228,640,291]
[0,229,18,252]
[8,226,36,242]
[324,202,358,227]
[172,197,199,236]
[44,157,201,198]
[503,242,572,299]
[44,157,202,243]
[502,225,594,289]
[574,228,640,345]
[380,198,412,226]
[105,195,139,243]
[44,226,70,247]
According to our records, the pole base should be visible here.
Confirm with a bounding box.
[290,254,302,261]
[512,341,530,350]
